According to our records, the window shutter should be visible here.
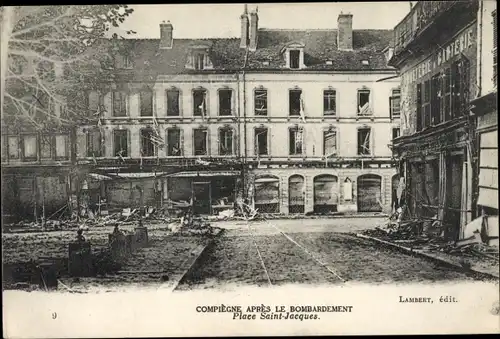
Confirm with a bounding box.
[180,129,184,156]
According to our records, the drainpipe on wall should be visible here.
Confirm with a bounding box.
[477,0,484,98]
[241,46,250,199]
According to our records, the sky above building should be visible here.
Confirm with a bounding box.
[110,2,413,39]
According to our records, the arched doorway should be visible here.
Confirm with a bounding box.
[313,174,338,214]
[288,175,305,214]
[254,175,280,213]
[357,174,382,212]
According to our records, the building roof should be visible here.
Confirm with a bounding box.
[95,27,394,79]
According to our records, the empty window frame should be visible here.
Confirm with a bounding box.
[357,128,371,155]
[193,89,207,116]
[113,130,129,157]
[193,128,208,156]
[390,89,401,119]
[254,89,268,116]
[219,128,233,155]
[55,135,68,159]
[87,129,103,157]
[416,83,423,131]
[422,79,431,129]
[112,91,127,117]
[255,128,268,156]
[22,135,37,160]
[442,67,452,122]
[357,90,371,115]
[392,127,401,140]
[140,89,153,116]
[323,130,337,156]
[289,128,303,155]
[166,89,180,116]
[140,128,156,156]
[194,53,205,70]
[323,90,336,116]
[289,89,302,116]
[167,128,182,156]
[431,74,441,125]
[289,50,300,69]
[40,135,53,159]
[8,136,19,159]
[219,89,232,116]
[88,91,100,117]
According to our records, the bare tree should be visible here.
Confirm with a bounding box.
[1,5,135,131]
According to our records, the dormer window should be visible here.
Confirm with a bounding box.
[290,50,300,69]
[282,42,305,69]
[194,53,205,70]
[187,43,214,70]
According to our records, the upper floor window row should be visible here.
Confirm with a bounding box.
[3,134,69,162]
[86,87,402,118]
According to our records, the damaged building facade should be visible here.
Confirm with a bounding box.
[389,1,481,241]
[470,0,498,247]
[239,9,400,214]
[2,5,401,218]
[1,62,76,222]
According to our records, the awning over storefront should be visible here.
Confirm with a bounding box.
[166,171,240,178]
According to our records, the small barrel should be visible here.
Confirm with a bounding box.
[68,241,93,277]
[38,262,58,290]
[134,226,149,248]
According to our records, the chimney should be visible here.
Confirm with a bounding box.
[160,20,173,49]
[337,12,353,51]
[240,5,249,49]
[248,8,259,51]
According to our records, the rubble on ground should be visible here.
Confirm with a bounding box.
[361,205,499,263]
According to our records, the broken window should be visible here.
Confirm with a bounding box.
[140,88,153,116]
[193,89,207,116]
[219,89,232,116]
[289,128,303,155]
[390,89,401,119]
[416,83,423,131]
[219,128,233,155]
[289,50,300,69]
[8,136,19,159]
[55,135,68,159]
[88,91,100,117]
[392,128,400,140]
[289,89,302,116]
[194,53,205,70]
[255,128,268,156]
[123,54,132,69]
[254,89,268,116]
[113,130,128,157]
[323,90,336,116]
[442,67,452,121]
[323,130,337,156]
[194,129,208,156]
[357,128,371,156]
[167,128,181,156]
[40,135,53,159]
[140,128,157,157]
[112,91,127,117]
[87,129,103,157]
[357,90,371,115]
[166,89,180,116]
[22,135,37,160]
[431,74,441,125]
[451,58,470,119]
